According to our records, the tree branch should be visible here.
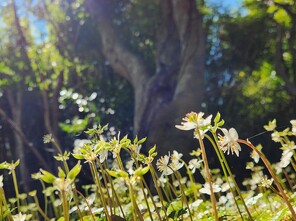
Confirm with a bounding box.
[0,107,49,170]
[86,0,150,88]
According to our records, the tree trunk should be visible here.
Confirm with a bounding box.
[86,0,205,160]
[6,90,30,193]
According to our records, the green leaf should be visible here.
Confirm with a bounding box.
[68,161,81,180]
[134,166,149,177]
[148,145,157,155]
[58,167,66,178]
[40,169,56,183]
[214,112,221,124]
[107,169,128,178]
[0,62,14,76]
[217,119,225,127]
[72,153,85,160]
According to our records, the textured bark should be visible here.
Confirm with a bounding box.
[6,90,30,192]
[86,0,205,159]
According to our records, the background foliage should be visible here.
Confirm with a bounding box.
[0,0,295,193]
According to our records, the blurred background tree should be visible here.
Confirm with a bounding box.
[0,0,295,192]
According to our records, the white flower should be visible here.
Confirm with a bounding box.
[73,139,89,150]
[12,212,26,221]
[126,160,134,175]
[259,175,273,188]
[169,160,184,172]
[156,152,184,176]
[188,159,203,173]
[218,128,241,157]
[290,120,296,135]
[246,193,263,206]
[175,112,212,139]
[171,150,183,164]
[0,175,3,188]
[250,144,262,163]
[281,141,296,153]
[156,155,173,176]
[189,199,203,210]
[157,175,168,188]
[98,149,108,163]
[199,182,221,195]
[279,150,293,168]
[271,131,281,142]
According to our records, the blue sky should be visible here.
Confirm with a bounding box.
[207,0,242,10]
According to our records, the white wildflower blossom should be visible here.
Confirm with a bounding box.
[12,212,27,221]
[250,145,262,163]
[281,141,296,153]
[259,175,273,188]
[249,171,264,190]
[221,180,235,192]
[274,162,283,174]
[171,150,183,164]
[126,160,134,175]
[199,182,221,195]
[189,199,203,210]
[0,175,3,188]
[188,159,203,173]
[157,175,168,188]
[218,128,241,157]
[246,193,263,206]
[98,149,108,163]
[173,177,187,187]
[279,150,293,168]
[156,152,184,176]
[175,112,212,140]
[73,139,89,151]
[156,155,173,176]
[246,162,255,170]
[271,131,281,142]
[290,120,296,135]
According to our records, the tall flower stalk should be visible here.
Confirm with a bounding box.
[176,112,219,221]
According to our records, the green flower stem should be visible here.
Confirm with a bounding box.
[52,140,84,219]
[133,160,156,221]
[149,165,169,219]
[128,182,139,221]
[108,177,126,219]
[0,187,13,221]
[74,188,96,221]
[195,129,218,221]
[205,134,246,220]
[182,160,198,201]
[95,158,113,216]
[11,169,20,213]
[238,139,296,220]
[115,155,125,171]
[49,193,59,218]
[61,190,69,221]
[208,133,254,220]
[39,180,48,215]
[89,161,111,221]
[33,195,51,221]
[140,176,162,220]
[172,170,193,221]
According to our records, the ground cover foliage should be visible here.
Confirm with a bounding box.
[0,112,295,221]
